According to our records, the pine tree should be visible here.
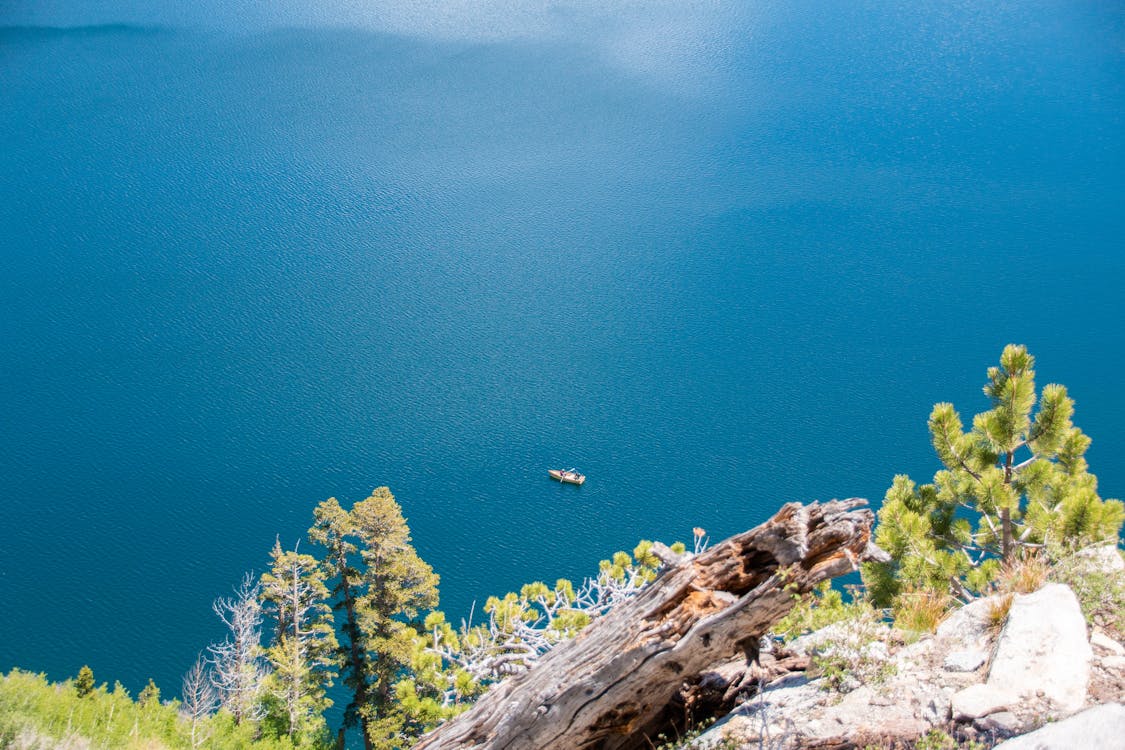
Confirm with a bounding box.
[342,488,439,750]
[308,497,371,748]
[397,537,677,732]
[259,540,339,745]
[864,345,1123,606]
[74,665,95,698]
[138,678,161,707]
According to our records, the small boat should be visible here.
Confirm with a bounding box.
[549,468,586,485]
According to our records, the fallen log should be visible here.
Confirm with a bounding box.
[413,498,885,750]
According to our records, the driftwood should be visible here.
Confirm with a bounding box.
[413,499,885,750]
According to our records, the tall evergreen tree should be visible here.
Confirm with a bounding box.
[308,488,439,750]
[259,540,339,745]
[308,497,372,749]
[865,345,1123,605]
[74,666,95,698]
[351,488,439,749]
[138,678,161,708]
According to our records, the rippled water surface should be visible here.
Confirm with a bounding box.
[2,0,1123,702]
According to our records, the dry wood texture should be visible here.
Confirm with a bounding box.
[413,498,884,750]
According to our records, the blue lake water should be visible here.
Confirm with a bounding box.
[2,0,1123,709]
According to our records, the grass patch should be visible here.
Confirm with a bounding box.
[891,588,950,636]
[1050,548,1125,639]
[773,582,873,642]
[997,550,1050,595]
[0,669,315,750]
[987,593,1014,636]
[804,609,895,693]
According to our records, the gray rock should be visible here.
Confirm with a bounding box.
[700,644,961,748]
[944,649,988,672]
[920,692,952,725]
[786,620,890,659]
[952,683,1015,721]
[993,703,1125,750]
[703,674,825,747]
[1091,630,1125,657]
[1101,655,1125,672]
[936,595,1001,649]
[987,583,1091,714]
[974,711,1021,735]
[1075,545,1125,573]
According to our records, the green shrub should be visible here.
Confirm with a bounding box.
[913,729,957,750]
[803,609,895,693]
[0,669,318,750]
[891,588,951,637]
[863,346,1123,612]
[774,582,873,642]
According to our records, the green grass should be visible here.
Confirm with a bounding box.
[1050,551,1125,639]
[0,670,316,750]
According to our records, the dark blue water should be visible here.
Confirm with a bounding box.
[2,0,1123,706]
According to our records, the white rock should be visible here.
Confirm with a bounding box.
[987,583,1091,714]
[992,703,1125,750]
[974,711,1021,734]
[704,674,825,746]
[936,595,1000,649]
[787,620,890,658]
[1101,655,1125,672]
[944,650,988,672]
[1075,545,1125,573]
[1091,630,1125,657]
[919,693,950,725]
[951,683,1016,720]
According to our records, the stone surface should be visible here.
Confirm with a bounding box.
[713,680,933,750]
[1091,630,1125,656]
[974,711,1021,734]
[702,623,980,748]
[935,595,1001,650]
[1089,651,1125,705]
[952,683,1015,721]
[944,649,988,672]
[987,583,1091,714]
[696,582,1107,750]
[1075,545,1125,573]
[1102,655,1125,671]
[992,703,1125,750]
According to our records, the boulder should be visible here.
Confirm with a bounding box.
[1101,655,1125,672]
[951,684,1015,721]
[935,595,1000,650]
[974,711,1021,735]
[987,583,1091,714]
[1091,630,1125,657]
[1075,545,1125,573]
[711,677,934,750]
[993,703,1125,750]
[701,631,976,749]
[944,650,988,672]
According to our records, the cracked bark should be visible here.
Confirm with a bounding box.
[412,498,885,750]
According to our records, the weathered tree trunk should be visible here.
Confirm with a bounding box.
[1001,450,1015,560]
[413,499,885,750]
